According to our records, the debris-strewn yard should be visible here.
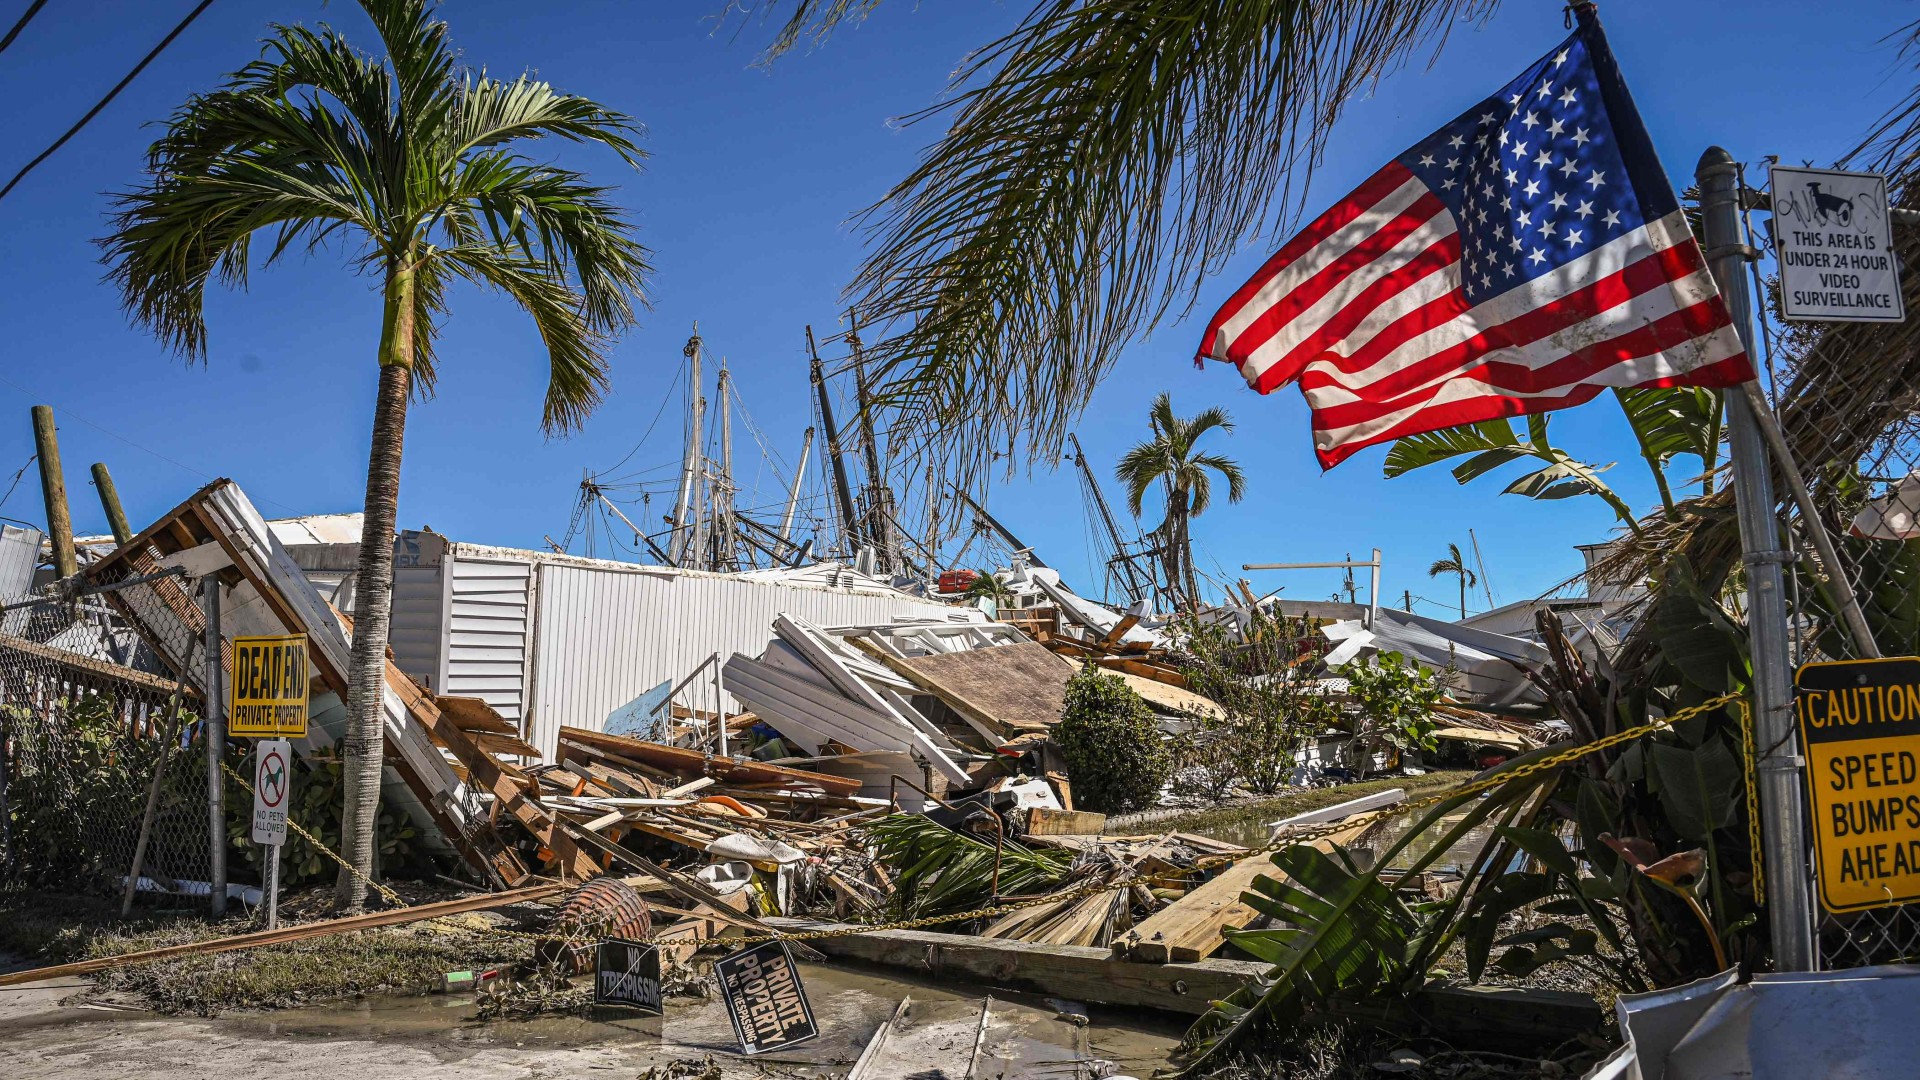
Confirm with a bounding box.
[0,890,533,1014]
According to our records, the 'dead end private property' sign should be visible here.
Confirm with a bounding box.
[228,634,309,738]
[1797,657,1920,912]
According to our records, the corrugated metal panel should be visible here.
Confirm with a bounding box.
[526,562,953,759]
[443,555,532,729]
[0,524,43,598]
[388,532,445,690]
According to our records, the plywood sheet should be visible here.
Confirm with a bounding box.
[896,641,1074,732]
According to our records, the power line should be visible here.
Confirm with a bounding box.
[0,371,299,516]
[0,0,217,203]
[0,0,50,56]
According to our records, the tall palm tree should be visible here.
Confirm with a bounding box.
[1115,393,1245,608]
[738,0,1491,485]
[100,0,651,911]
[1427,542,1477,619]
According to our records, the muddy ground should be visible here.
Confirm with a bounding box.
[0,954,1184,1079]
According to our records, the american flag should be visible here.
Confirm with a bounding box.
[1196,12,1753,468]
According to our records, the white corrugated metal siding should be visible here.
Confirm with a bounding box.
[525,560,954,759]
[443,555,534,728]
[0,525,42,598]
[388,532,446,690]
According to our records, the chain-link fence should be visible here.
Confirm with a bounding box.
[1746,159,1920,968]
[0,584,215,906]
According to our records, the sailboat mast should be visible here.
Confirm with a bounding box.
[715,358,736,570]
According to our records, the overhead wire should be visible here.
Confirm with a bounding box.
[0,0,50,56]
[0,0,218,202]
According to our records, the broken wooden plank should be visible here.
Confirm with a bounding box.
[1119,821,1371,963]
[557,724,863,796]
[1025,807,1106,836]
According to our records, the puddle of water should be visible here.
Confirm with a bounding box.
[208,959,1182,1077]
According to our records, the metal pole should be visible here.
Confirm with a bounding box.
[202,575,228,918]
[267,838,281,930]
[713,661,728,759]
[1697,145,1814,971]
[809,326,863,557]
[779,427,814,546]
[1368,548,1382,630]
[716,359,736,570]
[30,406,76,579]
[90,463,134,547]
[669,326,703,566]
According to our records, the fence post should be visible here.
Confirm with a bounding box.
[1696,145,1816,971]
[203,576,227,918]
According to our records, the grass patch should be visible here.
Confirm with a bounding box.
[1113,772,1473,838]
[0,892,533,1015]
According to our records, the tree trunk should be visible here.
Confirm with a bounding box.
[1167,486,1182,607]
[336,261,416,912]
[1459,577,1467,619]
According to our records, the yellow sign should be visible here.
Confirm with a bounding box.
[1796,657,1920,912]
[228,634,309,738]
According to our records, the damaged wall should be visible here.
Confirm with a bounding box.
[377,533,960,758]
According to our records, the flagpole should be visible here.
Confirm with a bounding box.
[1696,145,1815,972]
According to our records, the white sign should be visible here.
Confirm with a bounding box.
[1771,165,1904,323]
[251,739,291,846]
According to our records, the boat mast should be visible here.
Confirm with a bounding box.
[845,312,898,572]
[779,426,814,546]
[669,325,704,566]
[808,325,862,560]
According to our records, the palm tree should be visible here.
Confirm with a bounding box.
[100,0,651,911]
[738,0,1488,486]
[961,567,1013,606]
[1427,542,1478,619]
[1115,393,1245,608]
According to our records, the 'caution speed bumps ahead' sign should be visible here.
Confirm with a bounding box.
[228,634,310,738]
[1797,657,1920,911]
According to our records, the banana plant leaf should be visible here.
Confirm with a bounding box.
[1174,751,1566,1075]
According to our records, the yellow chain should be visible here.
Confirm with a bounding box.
[222,759,408,909]
[1740,698,1765,906]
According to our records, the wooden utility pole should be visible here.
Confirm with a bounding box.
[30,406,76,578]
[91,463,133,546]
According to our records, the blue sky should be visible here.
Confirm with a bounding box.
[0,0,1911,615]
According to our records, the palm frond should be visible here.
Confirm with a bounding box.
[835,0,1494,482]
[1190,451,1247,504]
[736,0,888,63]
[1176,754,1560,1074]
[865,813,1075,918]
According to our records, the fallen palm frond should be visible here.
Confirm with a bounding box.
[864,813,1075,919]
[1174,749,1564,1076]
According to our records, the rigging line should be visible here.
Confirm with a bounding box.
[0,453,36,513]
[594,363,683,480]
[0,0,50,56]
[0,371,299,516]
[0,0,217,202]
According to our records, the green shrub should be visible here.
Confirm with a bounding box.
[1055,663,1172,813]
